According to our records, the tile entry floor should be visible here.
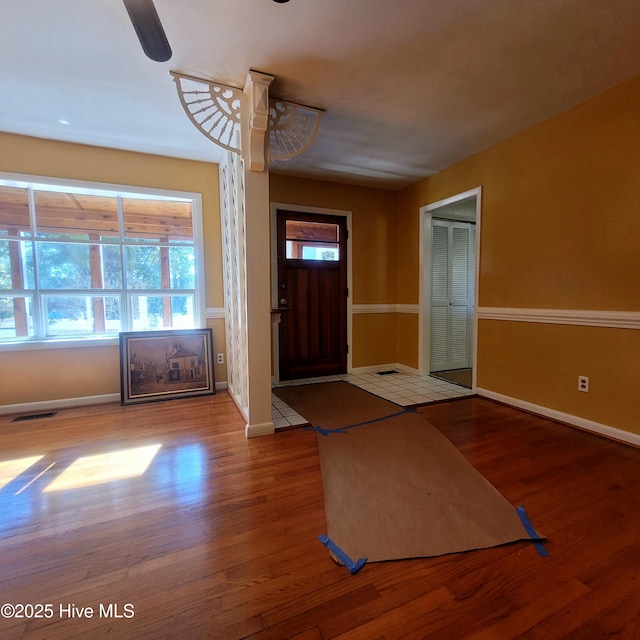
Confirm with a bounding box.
[272,370,473,429]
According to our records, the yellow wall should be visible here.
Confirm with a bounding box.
[6,70,640,434]
[398,75,640,434]
[352,314,397,367]
[0,133,225,406]
[478,320,640,433]
[269,174,401,368]
[396,180,428,306]
[396,313,419,370]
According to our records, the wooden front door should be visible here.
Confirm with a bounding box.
[277,210,347,380]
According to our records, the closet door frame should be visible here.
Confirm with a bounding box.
[419,187,482,387]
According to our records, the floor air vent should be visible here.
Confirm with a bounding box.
[376,370,398,375]
[12,411,57,422]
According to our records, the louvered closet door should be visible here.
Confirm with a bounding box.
[430,220,475,371]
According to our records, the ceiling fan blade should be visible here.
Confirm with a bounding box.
[123,0,172,62]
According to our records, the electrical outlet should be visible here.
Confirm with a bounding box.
[578,376,589,392]
[216,353,224,365]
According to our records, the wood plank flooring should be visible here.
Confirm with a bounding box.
[0,393,639,639]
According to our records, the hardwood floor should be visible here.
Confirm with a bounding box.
[1,393,639,639]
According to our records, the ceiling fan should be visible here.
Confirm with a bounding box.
[123,0,290,62]
[122,0,172,62]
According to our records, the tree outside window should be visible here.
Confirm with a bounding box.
[0,179,201,341]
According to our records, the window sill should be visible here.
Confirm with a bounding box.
[0,336,120,352]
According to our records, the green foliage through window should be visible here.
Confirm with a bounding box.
[0,178,200,341]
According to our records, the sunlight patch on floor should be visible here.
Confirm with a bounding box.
[0,455,44,491]
[43,444,161,492]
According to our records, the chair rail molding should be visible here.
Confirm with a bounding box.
[205,307,225,319]
[477,307,640,330]
[352,304,420,314]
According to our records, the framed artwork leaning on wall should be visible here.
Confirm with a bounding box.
[119,328,215,405]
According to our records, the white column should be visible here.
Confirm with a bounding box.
[172,69,322,437]
[241,70,275,437]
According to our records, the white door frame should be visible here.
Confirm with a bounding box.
[270,202,353,384]
[418,187,482,390]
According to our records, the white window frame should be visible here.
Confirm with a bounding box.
[0,172,205,351]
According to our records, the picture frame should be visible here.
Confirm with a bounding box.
[119,328,215,405]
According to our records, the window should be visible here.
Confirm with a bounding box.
[0,175,203,343]
[285,220,340,261]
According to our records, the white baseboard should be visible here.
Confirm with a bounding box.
[245,421,275,438]
[350,364,394,374]
[0,393,120,416]
[392,363,421,376]
[1,381,229,416]
[226,389,274,437]
[477,387,640,448]
[227,388,248,422]
[350,363,421,376]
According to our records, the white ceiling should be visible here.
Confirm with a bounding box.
[3,0,640,190]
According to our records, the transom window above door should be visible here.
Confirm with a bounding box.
[285,220,340,261]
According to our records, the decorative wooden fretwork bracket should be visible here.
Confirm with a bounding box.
[171,70,323,171]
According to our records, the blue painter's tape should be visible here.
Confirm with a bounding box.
[517,505,549,557]
[318,535,367,574]
[307,407,418,436]
[315,425,348,436]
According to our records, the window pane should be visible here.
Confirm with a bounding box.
[0,240,8,289]
[123,197,193,241]
[169,246,195,289]
[170,296,195,328]
[285,220,339,243]
[45,295,121,336]
[286,240,340,261]
[0,186,31,237]
[46,295,90,335]
[102,245,123,289]
[37,243,92,289]
[285,220,340,261]
[103,296,122,333]
[23,243,35,289]
[0,296,34,338]
[130,295,165,331]
[34,190,119,240]
[1,240,35,290]
[125,246,161,289]
[303,245,340,261]
[130,294,194,331]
